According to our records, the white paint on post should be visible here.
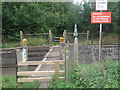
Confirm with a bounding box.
[73,24,78,37]
[74,37,78,64]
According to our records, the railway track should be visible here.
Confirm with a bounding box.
[1,46,49,76]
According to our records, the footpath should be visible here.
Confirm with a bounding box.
[39,46,61,88]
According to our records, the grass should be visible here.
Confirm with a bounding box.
[27,37,48,46]
[2,37,60,48]
[1,76,40,88]
[49,60,119,88]
[2,41,20,48]
[2,37,49,48]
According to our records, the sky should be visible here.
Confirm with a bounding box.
[73,0,83,4]
[73,0,89,4]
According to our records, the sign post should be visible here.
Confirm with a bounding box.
[91,0,111,61]
[99,11,102,62]
[91,11,111,61]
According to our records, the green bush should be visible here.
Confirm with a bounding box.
[2,76,40,88]
[49,60,118,88]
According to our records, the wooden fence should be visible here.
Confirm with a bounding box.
[17,60,65,82]
[20,30,53,47]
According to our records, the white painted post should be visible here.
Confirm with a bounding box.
[74,37,78,64]
[49,30,52,47]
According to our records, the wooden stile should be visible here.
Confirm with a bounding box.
[17,60,65,82]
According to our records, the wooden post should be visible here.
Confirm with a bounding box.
[16,48,22,82]
[55,62,60,79]
[64,46,67,82]
[86,30,89,44]
[20,31,23,43]
[63,30,66,45]
[74,37,78,64]
[49,30,52,47]
[16,49,22,70]
[59,38,65,60]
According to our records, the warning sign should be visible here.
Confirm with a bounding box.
[91,12,111,23]
[96,0,108,11]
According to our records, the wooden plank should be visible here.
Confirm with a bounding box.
[18,60,65,66]
[17,70,65,76]
[18,77,65,82]
[67,33,87,35]
[53,37,61,38]
[24,33,49,36]
[53,40,60,42]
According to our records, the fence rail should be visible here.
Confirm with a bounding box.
[20,30,52,47]
[23,33,49,36]
[17,70,65,76]
[18,77,65,82]
[18,60,64,66]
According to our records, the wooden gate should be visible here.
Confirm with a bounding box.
[17,60,65,82]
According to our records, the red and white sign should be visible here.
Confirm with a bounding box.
[96,0,108,11]
[91,12,111,23]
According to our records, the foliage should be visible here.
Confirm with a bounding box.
[2,76,40,88]
[49,60,118,88]
[2,36,48,48]
[2,2,118,41]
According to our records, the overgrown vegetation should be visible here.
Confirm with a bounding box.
[49,60,119,88]
[1,76,40,88]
